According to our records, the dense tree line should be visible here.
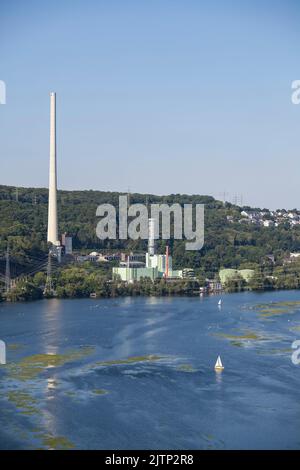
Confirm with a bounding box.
[5,263,200,301]
[1,184,300,299]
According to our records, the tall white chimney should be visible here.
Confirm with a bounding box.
[47,92,60,246]
[148,218,155,256]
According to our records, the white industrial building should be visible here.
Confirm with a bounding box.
[112,218,183,282]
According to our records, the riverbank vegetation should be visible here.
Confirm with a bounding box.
[5,263,201,301]
[4,259,300,302]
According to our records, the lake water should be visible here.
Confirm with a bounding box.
[0,290,300,450]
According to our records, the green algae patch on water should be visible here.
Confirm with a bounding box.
[64,391,76,397]
[5,346,95,381]
[230,341,243,348]
[213,330,270,348]
[260,308,291,317]
[215,330,266,341]
[38,433,75,450]
[96,354,164,367]
[7,390,40,416]
[291,325,300,331]
[92,389,108,395]
[7,343,24,351]
[254,301,300,317]
[176,364,197,373]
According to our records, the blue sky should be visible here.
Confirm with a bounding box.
[0,0,299,209]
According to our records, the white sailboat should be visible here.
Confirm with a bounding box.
[218,299,222,306]
[214,355,224,371]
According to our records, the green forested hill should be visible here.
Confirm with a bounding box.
[1,184,300,281]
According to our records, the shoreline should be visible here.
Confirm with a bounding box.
[1,285,298,303]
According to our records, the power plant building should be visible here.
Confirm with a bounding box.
[61,232,73,255]
[112,218,183,282]
[112,266,158,282]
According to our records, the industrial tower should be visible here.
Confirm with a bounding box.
[47,92,60,247]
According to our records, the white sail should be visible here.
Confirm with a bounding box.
[215,355,223,369]
[218,299,222,306]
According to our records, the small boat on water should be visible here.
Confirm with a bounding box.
[218,299,222,306]
[214,355,224,372]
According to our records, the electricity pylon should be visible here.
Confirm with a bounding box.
[44,251,54,296]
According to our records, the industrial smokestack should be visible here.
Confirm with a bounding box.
[148,218,155,256]
[165,244,169,278]
[47,92,60,246]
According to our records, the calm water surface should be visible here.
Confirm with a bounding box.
[0,290,300,449]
